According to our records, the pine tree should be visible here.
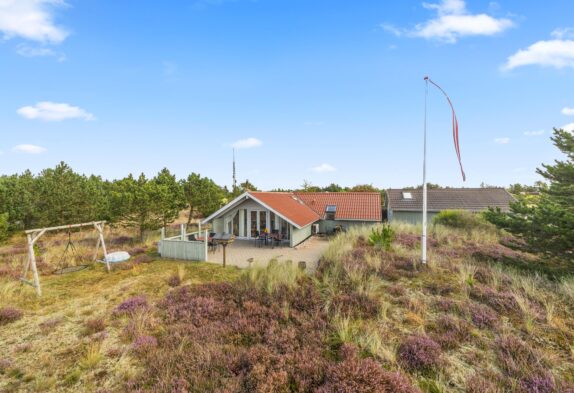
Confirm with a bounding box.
[485,129,574,260]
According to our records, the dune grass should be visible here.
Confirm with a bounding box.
[1,222,573,392]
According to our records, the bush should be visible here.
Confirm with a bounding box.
[84,318,106,335]
[113,295,148,316]
[368,224,395,250]
[397,335,442,373]
[0,307,23,325]
[432,210,493,231]
[167,274,181,287]
[0,213,9,242]
[318,344,420,393]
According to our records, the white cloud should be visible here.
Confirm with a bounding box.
[12,144,47,154]
[231,137,262,149]
[494,137,510,144]
[0,0,69,43]
[503,31,574,70]
[311,163,336,173]
[16,44,66,61]
[524,130,544,136]
[562,123,574,133]
[383,0,513,43]
[17,102,95,122]
[561,107,574,116]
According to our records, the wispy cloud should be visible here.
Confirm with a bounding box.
[562,123,574,133]
[16,44,66,61]
[562,107,574,116]
[231,137,262,149]
[12,144,47,154]
[494,137,510,144]
[524,130,544,136]
[311,163,336,173]
[503,29,574,70]
[0,0,69,43]
[17,102,95,122]
[382,0,513,44]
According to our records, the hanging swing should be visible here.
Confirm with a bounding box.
[53,228,90,275]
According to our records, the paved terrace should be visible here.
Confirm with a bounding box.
[207,236,330,269]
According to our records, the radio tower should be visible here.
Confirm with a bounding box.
[232,148,237,192]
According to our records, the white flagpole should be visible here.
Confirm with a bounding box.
[422,76,429,264]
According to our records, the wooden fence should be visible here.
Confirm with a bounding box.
[158,225,208,262]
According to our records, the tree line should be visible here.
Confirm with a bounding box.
[0,164,386,242]
[0,163,229,241]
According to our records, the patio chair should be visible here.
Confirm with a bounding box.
[188,234,197,241]
[256,232,267,248]
[272,233,283,249]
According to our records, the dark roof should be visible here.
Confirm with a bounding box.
[386,188,515,213]
[295,192,382,221]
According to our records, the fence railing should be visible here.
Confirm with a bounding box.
[158,225,209,262]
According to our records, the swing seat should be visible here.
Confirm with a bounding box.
[104,251,131,263]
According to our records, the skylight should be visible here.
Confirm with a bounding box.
[402,192,413,199]
[325,205,337,213]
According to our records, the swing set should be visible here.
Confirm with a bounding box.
[21,221,111,296]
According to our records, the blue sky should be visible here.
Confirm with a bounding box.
[1,0,573,190]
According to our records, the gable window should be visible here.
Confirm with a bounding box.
[402,192,412,199]
[325,205,337,220]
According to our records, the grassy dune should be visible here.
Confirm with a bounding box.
[1,224,573,392]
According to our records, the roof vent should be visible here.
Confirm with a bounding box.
[402,192,413,199]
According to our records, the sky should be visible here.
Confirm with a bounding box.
[1,0,573,190]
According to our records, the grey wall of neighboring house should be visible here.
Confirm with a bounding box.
[389,210,437,225]
[319,220,377,233]
[290,224,312,247]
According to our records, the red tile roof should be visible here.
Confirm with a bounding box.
[249,192,321,228]
[294,192,382,222]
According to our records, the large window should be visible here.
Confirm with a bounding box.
[270,212,276,232]
[251,211,258,237]
[232,213,239,236]
[243,209,247,237]
[281,219,290,239]
[259,211,267,233]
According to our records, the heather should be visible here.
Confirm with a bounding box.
[1,223,574,392]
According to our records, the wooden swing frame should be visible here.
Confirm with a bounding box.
[21,221,110,296]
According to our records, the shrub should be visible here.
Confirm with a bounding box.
[0,307,23,325]
[132,254,153,264]
[330,292,380,319]
[0,213,9,242]
[518,373,555,393]
[132,335,158,355]
[429,316,472,349]
[468,303,498,329]
[113,295,148,316]
[496,335,541,378]
[397,335,442,373]
[84,318,106,335]
[167,274,181,287]
[433,210,493,231]
[470,285,521,315]
[368,224,395,251]
[318,344,420,393]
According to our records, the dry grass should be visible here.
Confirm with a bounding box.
[0,237,241,393]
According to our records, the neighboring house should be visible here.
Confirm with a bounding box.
[385,188,515,225]
[201,191,382,247]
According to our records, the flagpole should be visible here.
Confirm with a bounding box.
[422,76,429,264]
